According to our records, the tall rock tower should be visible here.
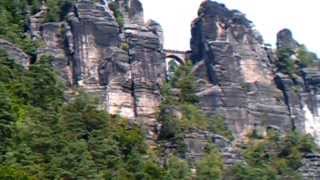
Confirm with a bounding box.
[36,0,166,139]
[190,1,292,138]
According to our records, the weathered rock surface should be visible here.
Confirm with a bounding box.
[275,29,320,145]
[33,0,166,136]
[0,39,30,68]
[38,22,73,86]
[191,1,291,139]
[29,3,48,39]
[299,153,320,180]
[118,0,144,25]
[189,2,320,178]
[19,0,320,176]
[161,129,243,167]
[276,28,300,50]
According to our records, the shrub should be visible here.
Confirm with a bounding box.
[276,48,296,76]
[229,131,317,179]
[196,146,224,180]
[164,155,191,180]
[109,1,125,27]
[297,45,317,67]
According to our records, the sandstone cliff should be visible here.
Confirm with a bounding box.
[189,1,320,178]
[33,0,166,140]
[2,0,320,178]
[191,1,291,139]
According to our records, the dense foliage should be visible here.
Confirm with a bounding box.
[0,52,164,179]
[277,45,319,76]
[0,0,74,56]
[1,1,319,179]
[0,0,38,55]
[196,146,224,180]
[109,0,125,27]
[227,131,317,180]
[159,61,233,147]
[0,51,227,179]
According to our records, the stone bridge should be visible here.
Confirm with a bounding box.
[164,49,190,65]
[164,49,191,78]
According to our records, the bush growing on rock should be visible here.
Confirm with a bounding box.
[159,61,233,141]
[228,131,317,180]
[196,146,224,180]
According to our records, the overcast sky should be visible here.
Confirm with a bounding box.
[140,0,319,55]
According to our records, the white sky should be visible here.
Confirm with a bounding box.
[140,0,319,55]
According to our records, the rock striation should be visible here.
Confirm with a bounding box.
[12,0,319,177]
[299,153,320,179]
[275,29,320,145]
[161,129,243,167]
[0,39,30,68]
[189,2,320,177]
[32,0,166,139]
[118,0,145,26]
[191,1,291,139]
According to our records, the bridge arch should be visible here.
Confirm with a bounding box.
[165,55,183,79]
[164,49,189,79]
[166,55,185,65]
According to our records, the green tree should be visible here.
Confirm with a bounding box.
[0,166,35,180]
[164,155,191,180]
[297,45,318,67]
[26,56,64,109]
[196,146,224,180]
[0,84,16,162]
[276,48,296,75]
[171,61,199,104]
[229,131,316,180]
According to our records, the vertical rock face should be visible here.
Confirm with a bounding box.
[191,1,291,138]
[275,29,320,145]
[124,24,165,129]
[301,68,320,145]
[35,0,166,134]
[38,22,73,86]
[69,0,120,86]
[118,0,144,25]
[276,29,300,50]
[189,3,320,175]
[29,3,48,39]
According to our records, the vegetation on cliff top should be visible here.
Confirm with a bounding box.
[0,0,319,179]
[0,51,226,180]
[227,131,317,180]
[159,61,233,144]
[277,45,319,77]
[0,52,162,179]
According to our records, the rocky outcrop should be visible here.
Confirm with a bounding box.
[161,129,243,167]
[191,1,291,139]
[275,29,320,145]
[184,130,243,167]
[189,2,320,178]
[29,3,48,39]
[299,153,320,179]
[66,0,165,127]
[146,20,164,48]
[124,24,166,130]
[118,0,144,25]
[276,28,300,50]
[0,39,30,68]
[38,22,73,86]
[33,0,165,138]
